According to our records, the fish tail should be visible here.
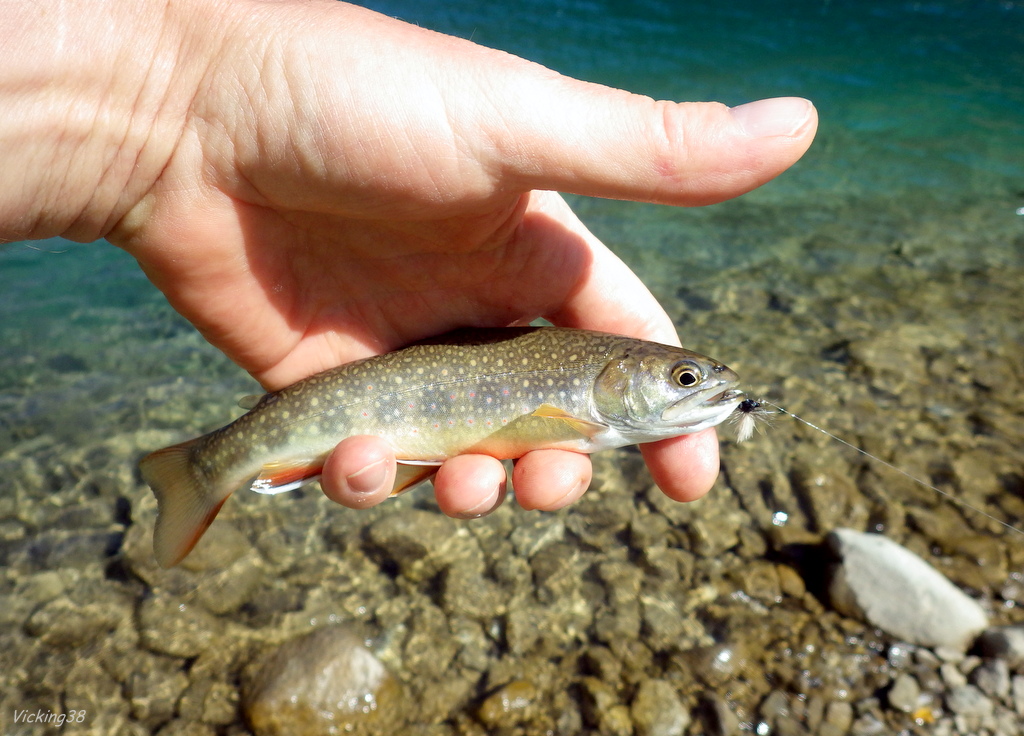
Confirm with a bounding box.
[139,439,231,568]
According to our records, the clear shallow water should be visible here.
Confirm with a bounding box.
[2,1,1024,731]
[4,0,1021,433]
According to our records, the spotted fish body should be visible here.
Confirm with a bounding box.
[141,327,744,566]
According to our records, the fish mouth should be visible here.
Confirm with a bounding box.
[661,387,746,429]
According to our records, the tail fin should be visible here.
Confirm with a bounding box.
[139,439,231,568]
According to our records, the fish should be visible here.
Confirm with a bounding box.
[140,327,744,567]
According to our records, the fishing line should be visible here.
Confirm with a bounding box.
[734,398,1024,538]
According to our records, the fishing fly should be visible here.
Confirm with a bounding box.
[732,398,1024,538]
[731,398,776,443]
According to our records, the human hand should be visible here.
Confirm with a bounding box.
[2,0,816,517]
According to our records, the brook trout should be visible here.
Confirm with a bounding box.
[141,327,744,566]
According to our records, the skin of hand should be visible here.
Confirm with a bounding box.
[2,0,817,518]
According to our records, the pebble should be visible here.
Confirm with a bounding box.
[789,443,862,532]
[970,658,1010,700]
[825,528,989,650]
[137,594,223,658]
[580,677,632,735]
[243,626,403,736]
[365,509,479,582]
[63,657,134,732]
[508,515,565,558]
[178,678,239,726]
[945,684,994,719]
[630,679,689,736]
[759,689,790,723]
[848,325,933,392]
[849,711,887,736]
[887,673,921,713]
[125,655,190,727]
[192,552,265,616]
[673,644,746,689]
[728,560,783,605]
[823,701,854,733]
[440,566,506,621]
[1012,676,1024,717]
[640,594,688,651]
[24,595,123,648]
[476,680,537,729]
[179,521,252,572]
[155,720,217,736]
[698,695,741,736]
[941,662,968,689]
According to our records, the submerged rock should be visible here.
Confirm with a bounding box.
[945,683,994,728]
[476,680,538,729]
[970,658,1010,700]
[630,679,689,736]
[698,695,741,736]
[138,594,223,658]
[243,625,403,736]
[364,508,479,583]
[826,528,988,651]
[886,673,921,713]
[24,595,123,649]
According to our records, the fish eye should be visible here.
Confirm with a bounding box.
[671,362,702,387]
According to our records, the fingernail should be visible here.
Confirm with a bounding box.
[454,482,507,520]
[730,97,814,138]
[345,458,388,495]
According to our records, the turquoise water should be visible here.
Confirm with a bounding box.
[3,0,1021,439]
[1,0,1021,485]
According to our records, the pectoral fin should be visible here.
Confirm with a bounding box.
[392,462,441,496]
[531,403,607,439]
[251,460,324,495]
[464,405,609,458]
[252,458,437,497]
[237,393,267,410]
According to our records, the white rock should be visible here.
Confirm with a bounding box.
[826,528,988,651]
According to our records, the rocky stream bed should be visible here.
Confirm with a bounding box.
[2,202,1023,736]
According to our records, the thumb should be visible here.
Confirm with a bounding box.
[467,67,817,205]
[229,3,814,213]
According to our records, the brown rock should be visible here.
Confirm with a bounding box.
[476,680,538,729]
[243,626,404,736]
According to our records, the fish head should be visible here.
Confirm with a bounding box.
[592,342,744,441]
